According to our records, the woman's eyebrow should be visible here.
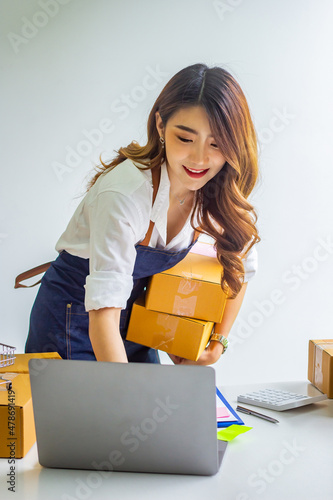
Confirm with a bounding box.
[174,125,214,138]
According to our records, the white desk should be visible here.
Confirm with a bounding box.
[1,381,332,500]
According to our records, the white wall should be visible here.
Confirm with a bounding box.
[1,0,332,386]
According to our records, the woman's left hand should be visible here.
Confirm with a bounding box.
[168,340,224,365]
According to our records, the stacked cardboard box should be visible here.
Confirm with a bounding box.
[127,244,227,361]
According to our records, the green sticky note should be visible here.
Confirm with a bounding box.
[217,424,252,441]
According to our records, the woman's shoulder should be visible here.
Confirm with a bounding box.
[93,158,152,197]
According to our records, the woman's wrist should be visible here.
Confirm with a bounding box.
[209,330,229,354]
[208,339,224,358]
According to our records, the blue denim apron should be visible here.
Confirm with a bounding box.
[25,239,197,363]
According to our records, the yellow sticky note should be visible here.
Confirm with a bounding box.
[217,425,252,441]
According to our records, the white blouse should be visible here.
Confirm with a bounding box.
[55,158,258,311]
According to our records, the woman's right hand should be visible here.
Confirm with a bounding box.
[89,307,128,363]
[168,340,223,366]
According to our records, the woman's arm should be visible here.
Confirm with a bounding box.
[169,282,248,365]
[89,307,128,363]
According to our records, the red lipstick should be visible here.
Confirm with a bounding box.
[183,165,209,179]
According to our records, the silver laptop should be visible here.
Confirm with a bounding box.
[28,359,227,476]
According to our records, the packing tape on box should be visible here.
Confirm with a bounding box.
[172,294,198,317]
[153,313,180,350]
[314,342,333,387]
[173,277,200,317]
[177,278,199,294]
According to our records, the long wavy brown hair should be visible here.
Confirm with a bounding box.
[87,63,260,298]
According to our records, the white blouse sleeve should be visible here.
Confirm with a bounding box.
[242,243,258,282]
[84,190,145,311]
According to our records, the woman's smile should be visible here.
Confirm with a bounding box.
[182,165,209,178]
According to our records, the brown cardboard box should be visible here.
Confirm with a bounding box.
[308,339,333,398]
[145,251,228,322]
[0,352,61,374]
[0,353,62,458]
[0,374,36,458]
[127,295,214,361]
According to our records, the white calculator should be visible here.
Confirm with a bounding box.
[237,384,327,411]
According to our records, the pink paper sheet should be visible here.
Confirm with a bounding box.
[216,406,230,419]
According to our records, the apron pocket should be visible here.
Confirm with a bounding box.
[65,303,95,360]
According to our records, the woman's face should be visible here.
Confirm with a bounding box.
[156,105,226,193]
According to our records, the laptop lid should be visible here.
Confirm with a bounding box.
[28,359,226,476]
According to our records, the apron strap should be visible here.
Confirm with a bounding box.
[192,227,202,242]
[139,166,161,247]
[14,262,52,289]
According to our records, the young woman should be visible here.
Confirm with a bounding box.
[24,63,260,365]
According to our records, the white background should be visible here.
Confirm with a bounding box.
[1,0,333,386]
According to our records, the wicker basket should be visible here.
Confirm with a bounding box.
[0,342,16,390]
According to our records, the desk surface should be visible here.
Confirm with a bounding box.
[1,381,332,500]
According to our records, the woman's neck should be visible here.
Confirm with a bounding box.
[166,162,194,207]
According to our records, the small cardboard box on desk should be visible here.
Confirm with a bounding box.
[126,242,228,361]
[0,374,35,459]
[308,339,333,398]
[0,352,61,458]
[0,352,61,375]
